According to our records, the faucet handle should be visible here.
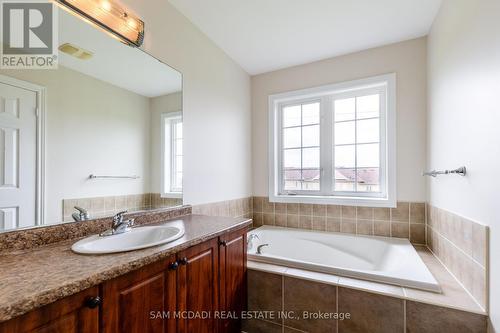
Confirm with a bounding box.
[113,210,127,224]
[74,206,88,214]
[247,234,260,243]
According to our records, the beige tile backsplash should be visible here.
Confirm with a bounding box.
[252,197,427,244]
[427,204,488,310]
[63,193,182,222]
[191,197,253,219]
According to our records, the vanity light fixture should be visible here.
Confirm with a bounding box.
[56,0,145,47]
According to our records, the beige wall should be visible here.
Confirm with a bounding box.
[252,38,427,201]
[427,0,500,329]
[1,66,151,224]
[150,92,182,194]
[123,0,252,206]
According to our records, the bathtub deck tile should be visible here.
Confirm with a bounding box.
[403,247,485,314]
[337,276,404,298]
[284,267,340,286]
[247,260,288,274]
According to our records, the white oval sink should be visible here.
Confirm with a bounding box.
[71,225,185,254]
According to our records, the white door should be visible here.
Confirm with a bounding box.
[0,79,38,231]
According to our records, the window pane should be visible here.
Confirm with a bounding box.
[284,181,301,191]
[284,168,301,180]
[176,139,182,155]
[284,149,301,168]
[283,169,301,191]
[334,98,355,122]
[357,94,379,119]
[356,118,379,143]
[283,127,301,148]
[302,102,320,125]
[176,122,183,138]
[302,125,319,147]
[335,145,355,168]
[302,169,320,191]
[302,147,319,168]
[283,105,301,127]
[334,168,355,191]
[357,168,380,192]
[357,143,379,167]
[175,172,183,188]
[335,121,355,145]
[176,156,183,171]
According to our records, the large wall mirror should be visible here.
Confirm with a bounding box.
[0,8,183,231]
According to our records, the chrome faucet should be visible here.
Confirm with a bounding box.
[100,211,134,237]
[257,244,269,254]
[72,206,90,222]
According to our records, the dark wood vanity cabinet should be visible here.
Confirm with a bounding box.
[0,287,100,333]
[0,227,248,333]
[218,229,247,333]
[176,238,219,333]
[101,255,177,333]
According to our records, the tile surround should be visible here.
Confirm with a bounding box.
[248,197,490,316]
[426,204,488,311]
[191,197,253,219]
[252,197,426,243]
[251,198,488,314]
[63,193,182,222]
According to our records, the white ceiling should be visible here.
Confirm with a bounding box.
[59,9,181,97]
[168,0,442,75]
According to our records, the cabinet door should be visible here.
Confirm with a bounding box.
[219,228,247,333]
[176,239,219,333]
[0,287,99,333]
[101,255,177,333]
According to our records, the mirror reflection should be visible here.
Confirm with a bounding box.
[0,9,183,231]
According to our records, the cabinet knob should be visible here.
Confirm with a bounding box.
[178,257,189,265]
[85,296,101,309]
[219,240,227,247]
[168,261,179,270]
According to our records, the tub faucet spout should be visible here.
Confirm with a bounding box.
[257,244,269,254]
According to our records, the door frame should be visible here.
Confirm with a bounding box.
[0,74,46,226]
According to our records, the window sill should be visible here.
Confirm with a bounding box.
[161,192,182,199]
[269,194,396,208]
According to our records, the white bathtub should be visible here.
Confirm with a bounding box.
[247,226,440,292]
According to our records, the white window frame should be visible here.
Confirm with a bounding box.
[161,112,182,198]
[268,73,396,207]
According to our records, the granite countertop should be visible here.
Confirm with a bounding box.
[0,214,252,323]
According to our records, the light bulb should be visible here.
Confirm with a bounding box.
[101,1,111,11]
[126,17,138,29]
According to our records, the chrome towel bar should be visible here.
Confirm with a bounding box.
[422,166,466,177]
[88,174,140,179]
